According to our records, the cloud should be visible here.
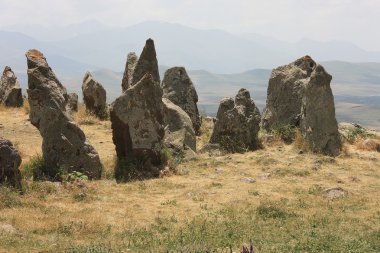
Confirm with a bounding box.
[0,0,379,50]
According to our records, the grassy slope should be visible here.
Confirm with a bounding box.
[0,106,379,253]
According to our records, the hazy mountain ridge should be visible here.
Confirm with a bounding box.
[1,20,379,129]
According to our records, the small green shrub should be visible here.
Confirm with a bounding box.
[60,170,88,182]
[347,127,374,143]
[23,155,60,181]
[270,124,297,144]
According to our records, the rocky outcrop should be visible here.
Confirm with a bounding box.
[110,73,165,180]
[162,98,196,152]
[300,64,341,156]
[162,67,201,135]
[121,52,138,92]
[261,56,341,156]
[82,72,107,119]
[26,49,103,180]
[0,139,22,189]
[131,39,160,86]
[210,88,261,153]
[67,92,78,112]
[0,66,23,107]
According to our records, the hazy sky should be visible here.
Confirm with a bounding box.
[1,0,379,51]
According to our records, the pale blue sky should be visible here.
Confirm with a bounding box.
[0,0,379,51]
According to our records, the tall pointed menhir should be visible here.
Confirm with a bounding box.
[26,49,103,180]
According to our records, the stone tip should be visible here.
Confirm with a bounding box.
[26,49,45,60]
[3,66,13,75]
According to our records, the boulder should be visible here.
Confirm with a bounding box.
[162,98,196,152]
[261,56,314,129]
[131,39,160,86]
[210,88,261,153]
[162,67,201,135]
[121,52,138,92]
[110,73,165,178]
[82,72,107,119]
[0,66,23,107]
[300,63,341,156]
[0,139,22,189]
[261,56,341,156]
[26,49,103,180]
[67,92,78,112]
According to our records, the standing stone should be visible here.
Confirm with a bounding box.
[210,88,261,153]
[67,92,78,112]
[82,72,107,119]
[300,64,341,156]
[131,39,160,86]
[0,66,23,107]
[26,49,103,180]
[162,98,196,152]
[121,52,138,92]
[0,139,22,189]
[162,67,201,135]
[110,73,165,179]
[261,56,341,156]
[261,56,313,129]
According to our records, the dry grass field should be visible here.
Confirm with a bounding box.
[0,104,379,252]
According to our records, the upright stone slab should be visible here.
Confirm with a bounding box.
[162,98,196,152]
[210,88,261,152]
[261,56,341,156]
[121,52,138,92]
[261,56,314,129]
[110,73,165,178]
[162,67,201,135]
[131,39,160,86]
[0,139,22,189]
[67,92,78,112]
[82,72,107,119]
[0,66,23,107]
[26,49,103,180]
[300,64,341,156]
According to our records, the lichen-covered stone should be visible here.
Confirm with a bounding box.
[82,72,107,119]
[110,73,165,169]
[131,39,160,86]
[0,66,23,107]
[121,52,138,92]
[67,92,78,112]
[261,56,341,156]
[210,88,261,152]
[300,63,341,156]
[0,139,22,189]
[162,67,201,135]
[162,98,196,152]
[26,49,103,180]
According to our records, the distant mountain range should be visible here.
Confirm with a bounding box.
[0,20,379,129]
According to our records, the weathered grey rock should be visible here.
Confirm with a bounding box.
[162,98,196,152]
[162,67,201,135]
[67,92,78,112]
[121,52,138,92]
[110,73,165,172]
[131,39,160,86]
[300,63,341,156]
[82,72,107,119]
[0,139,22,189]
[261,56,315,129]
[210,88,261,152]
[26,49,103,180]
[262,56,341,156]
[0,66,23,107]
